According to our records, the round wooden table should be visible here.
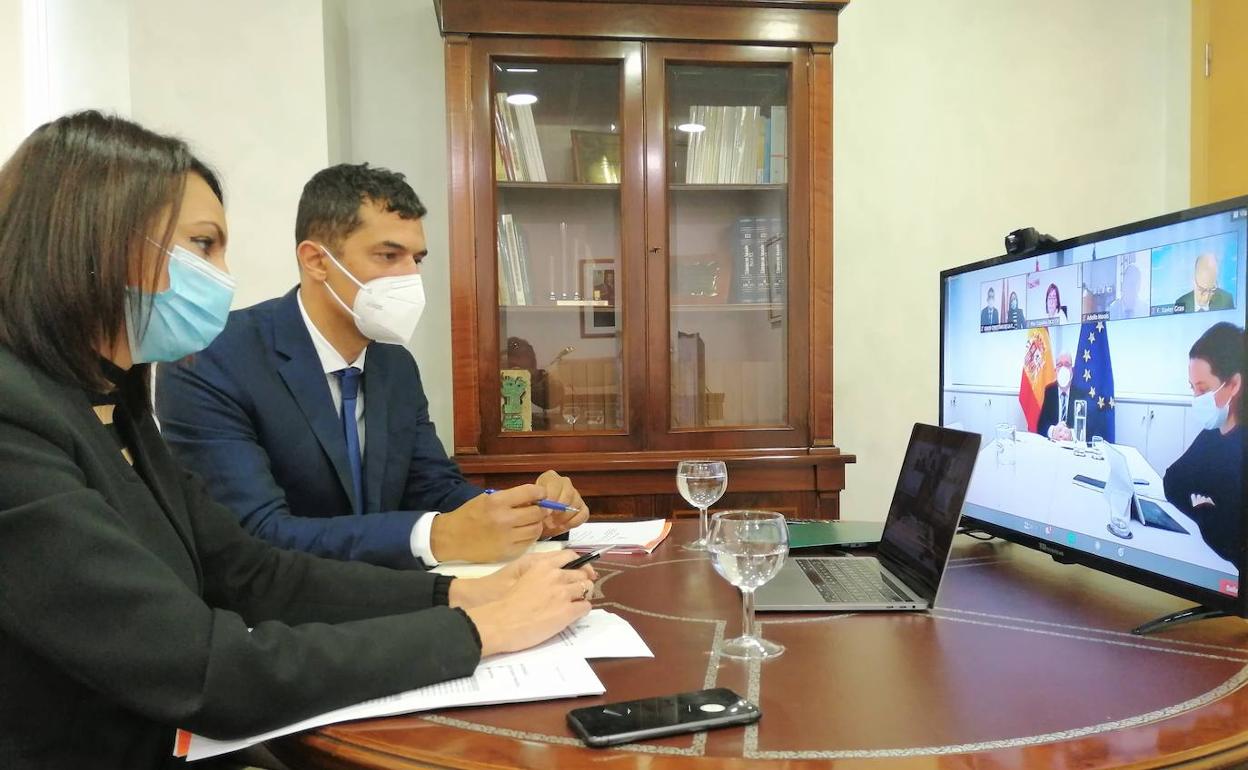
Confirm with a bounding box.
[274,520,1248,769]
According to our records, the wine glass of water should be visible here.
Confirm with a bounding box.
[677,460,727,551]
[708,510,789,660]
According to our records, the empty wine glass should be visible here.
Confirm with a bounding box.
[708,510,789,660]
[585,407,605,428]
[562,405,580,431]
[677,460,727,551]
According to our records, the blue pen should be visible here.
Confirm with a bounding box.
[484,488,581,514]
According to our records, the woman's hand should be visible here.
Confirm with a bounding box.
[460,550,596,657]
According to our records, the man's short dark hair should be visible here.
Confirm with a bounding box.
[295,163,426,248]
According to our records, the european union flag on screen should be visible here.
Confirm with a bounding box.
[1073,320,1115,443]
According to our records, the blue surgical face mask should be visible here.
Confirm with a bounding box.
[1191,381,1230,431]
[125,243,236,363]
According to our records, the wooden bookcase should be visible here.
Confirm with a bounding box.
[436,0,854,519]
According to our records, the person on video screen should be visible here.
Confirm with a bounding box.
[1037,353,1104,441]
[981,287,999,326]
[1007,291,1024,327]
[1108,263,1143,320]
[1045,283,1068,323]
[1163,322,1243,563]
[1176,253,1234,313]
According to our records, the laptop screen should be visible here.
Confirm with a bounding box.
[876,424,981,603]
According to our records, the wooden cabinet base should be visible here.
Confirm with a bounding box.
[455,447,854,519]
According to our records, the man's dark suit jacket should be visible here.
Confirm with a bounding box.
[1036,382,1108,440]
[155,288,482,569]
[1175,287,1235,313]
[0,346,479,770]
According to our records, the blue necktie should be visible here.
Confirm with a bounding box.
[334,366,364,515]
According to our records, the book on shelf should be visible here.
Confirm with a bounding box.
[496,214,532,306]
[732,218,758,303]
[494,93,547,182]
[683,105,787,185]
[768,106,786,184]
[733,217,787,303]
[766,216,786,303]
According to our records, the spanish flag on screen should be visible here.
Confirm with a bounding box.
[1019,327,1056,432]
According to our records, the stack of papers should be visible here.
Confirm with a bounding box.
[175,610,651,761]
[567,519,672,554]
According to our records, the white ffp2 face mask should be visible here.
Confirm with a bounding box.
[319,244,426,345]
[1056,366,1073,390]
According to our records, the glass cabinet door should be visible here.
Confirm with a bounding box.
[485,50,643,447]
[664,61,794,431]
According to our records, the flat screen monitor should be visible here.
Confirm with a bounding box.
[940,196,1248,621]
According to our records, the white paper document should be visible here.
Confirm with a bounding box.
[567,519,670,553]
[183,650,603,761]
[431,540,565,579]
[489,610,653,665]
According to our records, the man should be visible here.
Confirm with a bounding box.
[156,163,588,569]
[1175,253,1234,312]
[1036,352,1104,441]
[980,287,999,326]
[1108,263,1142,320]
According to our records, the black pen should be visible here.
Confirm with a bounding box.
[563,545,613,569]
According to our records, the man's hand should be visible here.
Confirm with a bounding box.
[535,469,589,537]
[1048,422,1073,442]
[462,550,597,657]
[431,484,547,563]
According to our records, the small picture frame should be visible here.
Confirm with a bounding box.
[571,130,621,184]
[579,258,618,338]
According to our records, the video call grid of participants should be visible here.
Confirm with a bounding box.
[978,226,1243,334]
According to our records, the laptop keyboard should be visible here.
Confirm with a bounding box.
[796,558,910,603]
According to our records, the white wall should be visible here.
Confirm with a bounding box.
[833,0,1191,519]
[0,0,24,160]
[0,0,328,311]
[0,0,130,160]
[128,0,329,310]
[325,0,457,450]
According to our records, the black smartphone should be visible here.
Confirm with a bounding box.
[567,687,760,748]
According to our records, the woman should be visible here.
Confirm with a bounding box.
[1006,290,1024,327]
[0,112,595,769]
[1163,322,1244,564]
[1045,282,1067,322]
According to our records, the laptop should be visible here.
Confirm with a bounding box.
[787,520,885,550]
[756,423,980,611]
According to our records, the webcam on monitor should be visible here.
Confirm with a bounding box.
[1004,226,1058,256]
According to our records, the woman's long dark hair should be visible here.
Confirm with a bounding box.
[0,111,221,410]
[1190,322,1246,423]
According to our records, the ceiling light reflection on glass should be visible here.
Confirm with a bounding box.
[677,123,706,134]
[505,93,539,106]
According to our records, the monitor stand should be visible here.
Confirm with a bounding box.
[1131,605,1228,636]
